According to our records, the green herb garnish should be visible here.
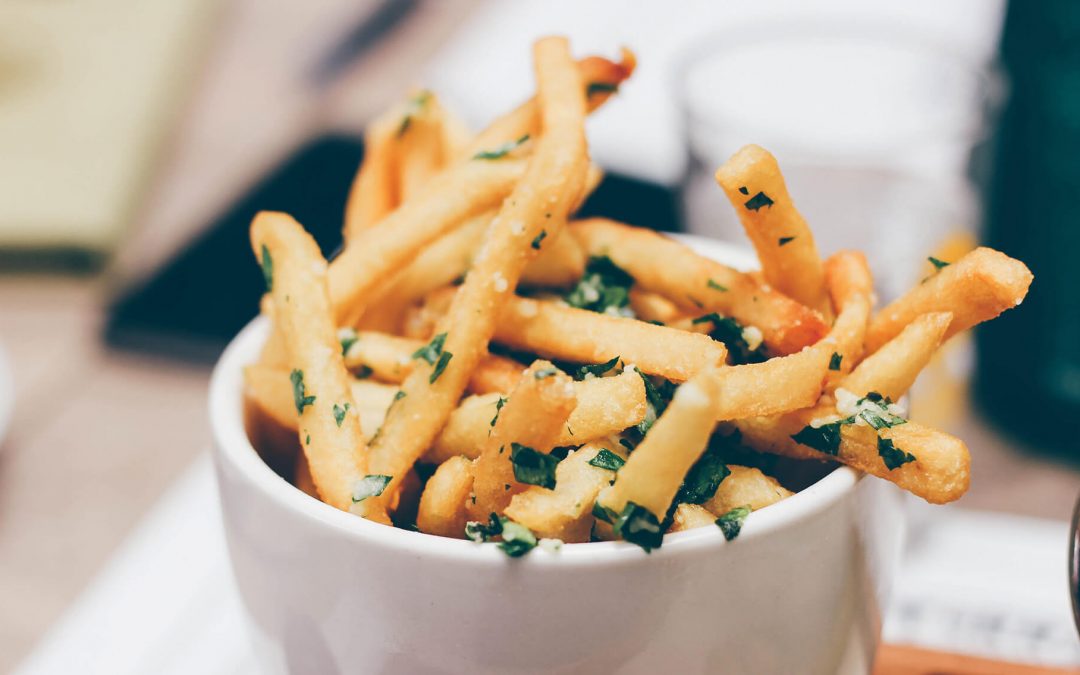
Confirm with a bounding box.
[716,505,751,541]
[531,229,547,249]
[396,90,431,137]
[534,366,558,379]
[490,396,508,428]
[290,369,316,414]
[473,134,530,160]
[588,449,626,472]
[565,256,635,316]
[498,519,538,557]
[393,390,406,402]
[332,403,350,427]
[635,370,677,437]
[613,501,663,552]
[351,474,392,503]
[744,191,774,211]
[707,279,728,292]
[854,392,907,430]
[354,365,373,379]
[259,244,273,292]
[692,313,766,365]
[738,186,749,195]
[928,256,950,270]
[464,513,503,542]
[339,328,358,357]
[586,81,619,97]
[430,351,453,383]
[676,448,730,504]
[829,352,843,371]
[790,417,853,455]
[412,332,447,365]
[778,236,796,246]
[878,436,916,470]
[510,443,559,489]
[575,356,621,380]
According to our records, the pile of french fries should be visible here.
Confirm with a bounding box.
[243,37,1033,555]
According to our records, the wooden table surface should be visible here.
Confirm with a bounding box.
[0,2,1076,671]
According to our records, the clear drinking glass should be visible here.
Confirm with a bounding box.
[677,22,1002,298]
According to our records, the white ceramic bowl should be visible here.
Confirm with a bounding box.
[210,237,905,675]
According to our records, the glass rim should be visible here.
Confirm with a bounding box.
[672,18,1007,161]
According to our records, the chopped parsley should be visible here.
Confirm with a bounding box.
[829,352,843,371]
[588,448,626,472]
[878,436,916,470]
[259,244,273,291]
[586,81,619,97]
[338,328,358,356]
[534,366,559,379]
[744,191,774,211]
[429,351,453,383]
[531,229,547,249]
[565,256,635,316]
[332,403,350,427]
[412,332,447,365]
[354,365,373,379]
[738,186,749,195]
[791,418,852,455]
[396,90,431,137]
[613,501,664,552]
[473,134,529,160]
[928,256,951,270]
[716,505,751,541]
[853,392,907,430]
[707,279,728,292]
[676,447,730,504]
[692,313,766,365]
[575,356,621,380]
[778,236,796,246]
[290,370,316,414]
[393,390,407,402]
[635,370,677,437]
[489,396,508,428]
[351,474,392,503]
[510,443,559,489]
[464,514,537,557]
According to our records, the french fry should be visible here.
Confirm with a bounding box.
[416,456,474,538]
[667,504,716,533]
[344,107,399,239]
[467,362,578,522]
[865,247,1033,353]
[711,344,830,420]
[843,312,952,401]
[736,406,970,504]
[570,218,828,355]
[364,37,589,516]
[520,230,587,288]
[464,49,635,158]
[425,368,646,463]
[821,250,875,385]
[330,158,527,326]
[505,443,627,542]
[495,296,728,381]
[249,212,381,519]
[629,288,683,325]
[703,465,792,516]
[714,144,829,313]
[597,365,724,524]
[341,330,522,394]
[396,91,447,200]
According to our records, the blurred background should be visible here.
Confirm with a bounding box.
[1,0,1078,672]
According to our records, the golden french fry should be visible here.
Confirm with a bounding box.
[467,362,578,522]
[341,330,522,395]
[714,144,829,313]
[495,296,728,381]
[249,212,380,519]
[426,368,646,463]
[344,107,400,239]
[520,230,587,288]
[703,465,792,516]
[416,456,474,538]
[505,443,627,542]
[820,250,875,385]
[736,404,970,504]
[628,288,683,324]
[712,344,829,420]
[865,247,1032,353]
[464,49,635,158]
[667,503,716,533]
[598,365,725,522]
[396,91,448,200]
[364,38,589,516]
[843,312,952,401]
[330,158,527,326]
[570,218,829,355]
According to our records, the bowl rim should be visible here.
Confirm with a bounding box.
[209,235,862,567]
